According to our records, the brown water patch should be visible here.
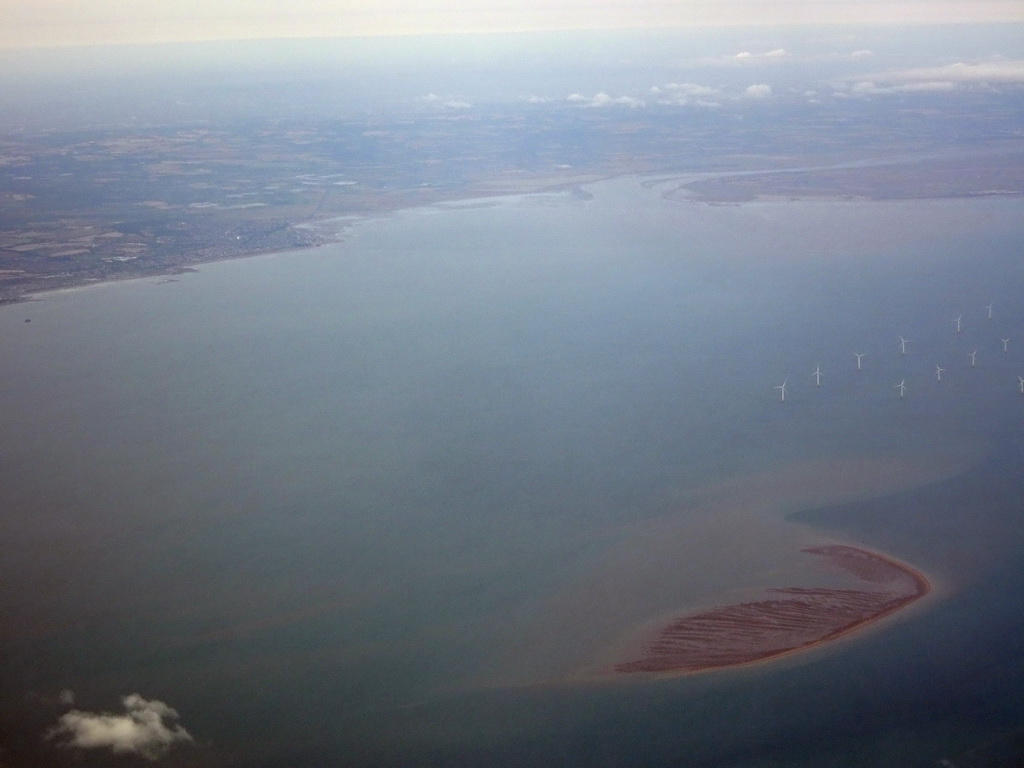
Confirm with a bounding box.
[490,451,970,686]
[613,545,928,675]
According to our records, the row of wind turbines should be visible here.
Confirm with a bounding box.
[773,302,1023,402]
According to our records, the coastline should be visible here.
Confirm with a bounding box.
[6,145,1024,308]
[0,171,615,307]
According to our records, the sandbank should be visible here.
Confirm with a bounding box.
[613,544,929,676]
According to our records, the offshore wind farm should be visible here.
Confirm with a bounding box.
[772,302,1024,404]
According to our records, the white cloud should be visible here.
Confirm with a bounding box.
[743,83,773,99]
[896,58,1024,83]
[665,82,720,97]
[850,80,957,95]
[567,91,644,108]
[654,81,722,106]
[698,48,873,67]
[416,94,472,109]
[847,58,1024,93]
[728,49,788,61]
[48,694,194,761]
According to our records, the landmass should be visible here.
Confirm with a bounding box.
[614,545,929,675]
[674,149,1024,203]
[2,89,1023,304]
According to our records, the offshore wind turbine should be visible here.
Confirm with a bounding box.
[854,352,865,370]
[936,365,945,381]
[774,380,788,403]
[969,350,978,367]
[954,315,962,333]
[899,336,911,355]
[1018,376,1024,394]
[1003,338,1010,352]
[813,365,823,387]
[986,303,994,320]
[895,379,907,399]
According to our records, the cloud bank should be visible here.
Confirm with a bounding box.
[845,58,1024,94]
[48,694,194,761]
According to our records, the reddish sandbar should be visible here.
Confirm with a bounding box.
[614,545,929,675]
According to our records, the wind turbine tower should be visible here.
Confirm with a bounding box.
[970,350,978,367]
[1003,338,1010,353]
[936,365,945,381]
[954,315,962,334]
[896,380,907,399]
[854,353,865,370]
[774,380,788,403]
[813,365,823,387]
[899,336,911,355]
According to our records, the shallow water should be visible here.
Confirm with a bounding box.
[1,177,1023,766]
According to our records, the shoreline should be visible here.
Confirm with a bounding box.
[7,145,1024,308]
[0,172,616,308]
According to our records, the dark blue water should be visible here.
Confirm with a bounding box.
[1,177,1023,766]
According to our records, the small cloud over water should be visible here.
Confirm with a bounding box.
[48,693,194,761]
[743,83,773,99]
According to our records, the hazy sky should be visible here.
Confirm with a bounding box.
[3,0,1024,48]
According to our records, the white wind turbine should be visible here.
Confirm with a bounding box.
[986,303,994,320]
[1019,376,1024,394]
[954,315,962,334]
[774,380,788,403]
[813,365,823,387]
[899,336,911,355]
[936,365,945,381]
[854,352,865,370]
[969,350,978,367]
[1003,338,1010,353]
[895,379,907,399]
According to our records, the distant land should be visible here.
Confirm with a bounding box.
[2,86,1022,304]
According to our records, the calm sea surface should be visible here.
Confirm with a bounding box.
[2,177,1024,766]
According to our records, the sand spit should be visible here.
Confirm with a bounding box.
[614,545,929,675]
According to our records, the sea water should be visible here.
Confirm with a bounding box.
[1,176,1023,766]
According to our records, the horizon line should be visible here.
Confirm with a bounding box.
[4,17,1024,52]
